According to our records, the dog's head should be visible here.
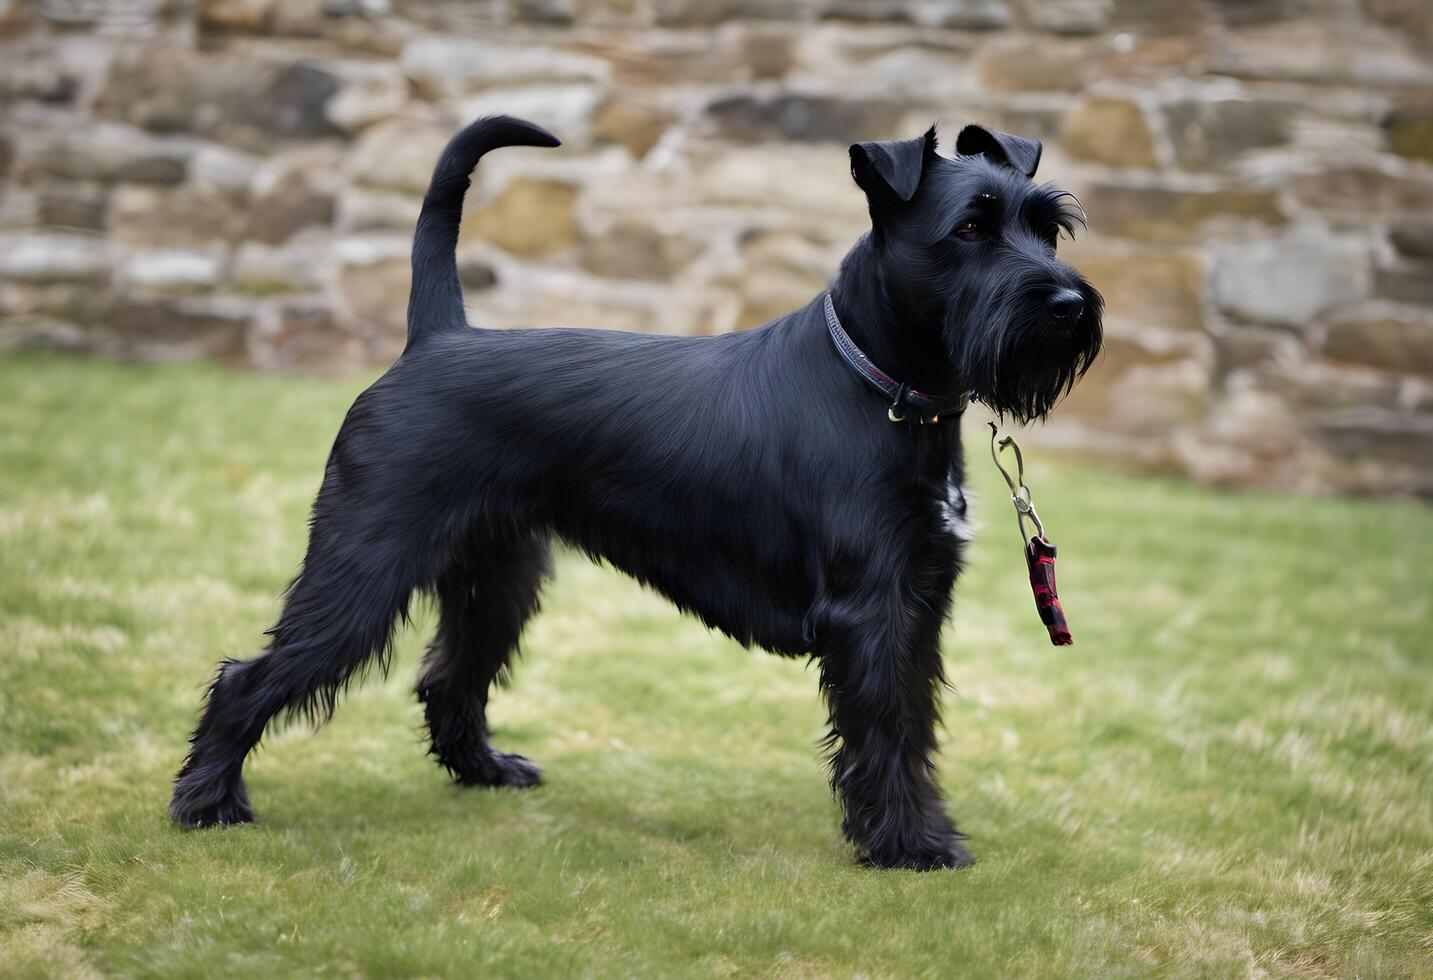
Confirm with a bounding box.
[850,125,1103,423]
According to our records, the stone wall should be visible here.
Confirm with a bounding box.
[1,0,1431,496]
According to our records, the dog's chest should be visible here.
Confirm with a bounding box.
[936,477,975,543]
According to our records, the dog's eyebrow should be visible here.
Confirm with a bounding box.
[1022,187,1087,235]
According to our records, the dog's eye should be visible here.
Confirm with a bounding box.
[953,221,983,241]
[1043,226,1060,250]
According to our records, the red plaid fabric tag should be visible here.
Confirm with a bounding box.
[1025,536,1072,646]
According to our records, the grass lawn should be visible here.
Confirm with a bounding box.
[1,352,1430,978]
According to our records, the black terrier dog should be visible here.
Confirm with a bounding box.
[171,115,1101,870]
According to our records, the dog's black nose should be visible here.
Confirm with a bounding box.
[1047,289,1084,321]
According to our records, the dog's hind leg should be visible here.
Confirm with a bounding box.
[169,534,418,828]
[417,533,551,787]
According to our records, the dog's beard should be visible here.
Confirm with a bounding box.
[948,284,1103,425]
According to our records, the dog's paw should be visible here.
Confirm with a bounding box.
[862,839,976,871]
[853,820,977,871]
[928,839,977,870]
[169,781,256,829]
[454,749,543,789]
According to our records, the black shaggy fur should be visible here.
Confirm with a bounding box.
[171,114,1102,870]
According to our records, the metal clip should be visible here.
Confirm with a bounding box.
[989,422,1046,543]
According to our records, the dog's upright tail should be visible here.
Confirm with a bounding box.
[406,115,561,347]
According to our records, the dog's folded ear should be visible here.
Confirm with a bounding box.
[849,127,938,205]
[956,125,1042,179]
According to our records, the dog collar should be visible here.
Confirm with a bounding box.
[823,293,970,424]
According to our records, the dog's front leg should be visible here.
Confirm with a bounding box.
[819,604,973,870]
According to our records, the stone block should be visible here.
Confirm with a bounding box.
[248,298,367,373]
[705,93,906,144]
[325,64,410,135]
[695,145,868,228]
[105,294,252,362]
[0,43,80,104]
[1082,182,1283,243]
[937,101,1064,143]
[0,280,109,327]
[1210,22,1433,88]
[463,263,706,333]
[466,178,581,259]
[1387,109,1433,165]
[513,0,576,24]
[345,118,451,195]
[1289,167,1433,216]
[720,229,841,330]
[232,237,331,294]
[742,26,797,80]
[1374,265,1433,308]
[96,43,339,147]
[1209,364,1406,495]
[457,256,499,292]
[909,0,1011,30]
[1211,229,1370,327]
[400,36,607,99]
[270,0,329,36]
[0,0,31,31]
[335,187,421,234]
[38,186,107,232]
[0,319,90,355]
[576,33,746,87]
[1311,412,1433,496]
[26,125,191,185]
[119,248,226,293]
[817,0,906,20]
[0,232,114,284]
[198,0,277,32]
[582,222,698,280]
[1054,329,1211,438]
[322,0,393,14]
[248,150,341,244]
[1259,357,1404,415]
[1059,97,1156,168]
[1164,98,1297,171]
[96,42,250,135]
[1013,0,1110,35]
[653,0,798,25]
[107,184,248,247]
[1211,323,1303,380]
[1110,0,1209,33]
[593,98,675,158]
[321,12,406,57]
[1322,304,1433,378]
[978,36,1103,92]
[336,234,411,336]
[1390,221,1433,260]
[1068,249,1203,332]
[1363,0,1433,46]
[266,63,343,140]
[189,144,261,195]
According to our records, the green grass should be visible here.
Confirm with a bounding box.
[1,353,1430,978]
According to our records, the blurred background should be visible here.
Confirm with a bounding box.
[1,0,1430,496]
